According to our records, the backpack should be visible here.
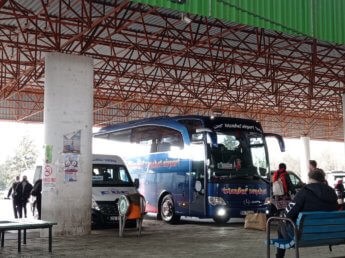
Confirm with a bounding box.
[273,178,285,196]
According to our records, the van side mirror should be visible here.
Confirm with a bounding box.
[264,133,285,152]
[134,178,139,189]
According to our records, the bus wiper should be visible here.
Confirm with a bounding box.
[229,174,252,179]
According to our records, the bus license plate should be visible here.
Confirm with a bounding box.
[110,216,118,221]
[240,211,253,215]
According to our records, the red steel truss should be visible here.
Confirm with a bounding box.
[0,0,344,140]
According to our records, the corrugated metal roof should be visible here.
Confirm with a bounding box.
[132,0,345,45]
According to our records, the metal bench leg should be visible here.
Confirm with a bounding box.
[266,219,271,258]
[49,226,52,252]
[23,229,26,244]
[18,229,21,252]
[1,231,4,247]
[295,242,299,258]
[138,218,143,236]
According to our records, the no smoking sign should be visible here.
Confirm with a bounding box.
[44,165,53,177]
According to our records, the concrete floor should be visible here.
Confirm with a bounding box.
[0,218,345,258]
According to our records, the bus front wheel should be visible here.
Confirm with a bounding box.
[213,216,230,224]
[160,194,180,224]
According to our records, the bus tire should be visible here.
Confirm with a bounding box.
[213,216,230,225]
[160,194,180,224]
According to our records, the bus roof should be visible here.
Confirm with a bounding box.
[95,115,263,135]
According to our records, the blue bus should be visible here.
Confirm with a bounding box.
[94,116,284,224]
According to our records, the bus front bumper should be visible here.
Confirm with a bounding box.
[209,204,268,219]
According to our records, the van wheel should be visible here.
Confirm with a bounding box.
[160,195,180,224]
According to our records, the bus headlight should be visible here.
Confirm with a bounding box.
[217,207,227,217]
[92,198,100,211]
[208,196,226,206]
[264,197,271,205]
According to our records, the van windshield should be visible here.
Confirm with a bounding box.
[92,164,133,187]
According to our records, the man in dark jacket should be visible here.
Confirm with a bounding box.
[276,169,338,258]
[31,179,42,219]
[6,176,20,218]
[15,176,33,218]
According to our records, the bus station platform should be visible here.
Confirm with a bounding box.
[0,218,344,258]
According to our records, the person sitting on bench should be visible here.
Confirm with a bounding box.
[276,169,338,258]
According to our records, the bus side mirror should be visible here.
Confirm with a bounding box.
[191,133,203,141]
[134,179,139,189]
[264,133,285,152]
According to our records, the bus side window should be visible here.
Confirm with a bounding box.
[157,127,184,152]
[131,126,183,153]
[131,126,158,153]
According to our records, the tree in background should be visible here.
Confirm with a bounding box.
[0,136,38,189]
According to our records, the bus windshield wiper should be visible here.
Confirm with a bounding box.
[229,174,252,179]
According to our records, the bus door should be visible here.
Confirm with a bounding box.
[188,133,208,217]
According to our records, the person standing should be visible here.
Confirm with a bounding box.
[31,179,42,219]
[6,176,21,218]
[272,163,295,196]
[335,179,345,205]
[309,160,318,172]
[309,160,328,185]
[272,163,295,214]
[15,175,33,218]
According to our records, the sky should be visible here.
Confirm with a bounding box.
[0,121,344,175]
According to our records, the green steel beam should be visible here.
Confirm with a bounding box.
[131,0,345,45]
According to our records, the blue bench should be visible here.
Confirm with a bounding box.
[266,211,345,258]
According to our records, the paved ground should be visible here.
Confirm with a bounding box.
[1,218,345,258]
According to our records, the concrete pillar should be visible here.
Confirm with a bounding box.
[42,52,93,236]
[300,136,311,183]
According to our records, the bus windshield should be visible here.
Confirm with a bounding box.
[210,131,268,179]
[92,164,133,187]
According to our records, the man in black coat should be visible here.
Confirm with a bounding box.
[276,169,338,258]
[6,175,20,218]
[31,179,42,219]
[15,175,33,218]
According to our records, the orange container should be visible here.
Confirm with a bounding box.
[126,193,144,219]
[127,203,141,219]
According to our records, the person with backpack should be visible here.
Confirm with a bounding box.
[31,179,42,219]
[272,163,295,214]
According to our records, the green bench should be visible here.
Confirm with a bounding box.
[266,211,345,258]
[0,219,57,252]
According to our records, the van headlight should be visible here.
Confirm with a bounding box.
[92,198,100,211]
[208,196,226,206]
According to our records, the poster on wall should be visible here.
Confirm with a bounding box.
[63,153,80,182]
[63,130,81,153]
[42,164,57,192]
[45,145,53,164]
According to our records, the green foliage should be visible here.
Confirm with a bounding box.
[0,136,38,189]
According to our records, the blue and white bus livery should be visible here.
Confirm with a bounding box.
[93,116,284,224]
